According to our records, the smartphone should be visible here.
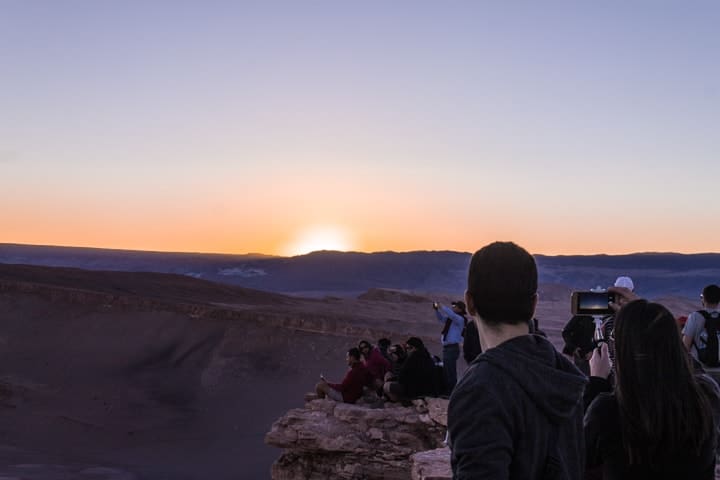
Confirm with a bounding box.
[571,291,615,316]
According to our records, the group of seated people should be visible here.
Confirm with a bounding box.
[315,336,442,405]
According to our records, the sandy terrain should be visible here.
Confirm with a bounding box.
[0,264,700,479]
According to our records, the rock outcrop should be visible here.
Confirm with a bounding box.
[265,396,451,480]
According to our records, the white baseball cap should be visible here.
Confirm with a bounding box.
[614,276,634,291]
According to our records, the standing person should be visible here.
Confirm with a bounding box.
[448,241,587,479]
[433,300,466,394]
[315,348,370,404]
[462,317,482,365]
[585,289,720,479]
[601,276,634,367]
[682,284,720,383]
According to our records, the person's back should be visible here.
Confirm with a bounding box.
[683,284,720,384]
[462,319,481,364]
[384,337,437,402]
[399,338,437,398]
[452,335,586,479]
[585,298,720,480]
[448,241,587,480]
[585,382,718,479]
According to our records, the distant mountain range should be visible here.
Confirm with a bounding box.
[2,243,719,298]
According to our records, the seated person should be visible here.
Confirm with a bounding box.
[383,337,438,402]
[378,338,392,362]
[359,339,391,390]
[385,344,407,381]
[315,348,370,404]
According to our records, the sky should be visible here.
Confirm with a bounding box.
[2,1,719,256]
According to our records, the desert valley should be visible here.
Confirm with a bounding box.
[0,246,718,479]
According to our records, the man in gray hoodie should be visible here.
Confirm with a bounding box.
[448,241,587,479]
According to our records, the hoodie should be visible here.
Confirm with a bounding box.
[448,334,588,480]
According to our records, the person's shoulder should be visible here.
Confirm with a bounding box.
[452,365,493,398]
[586,392,616,414]
[684,311,705,329]
[696,373,720,402]
[456,360,512,392]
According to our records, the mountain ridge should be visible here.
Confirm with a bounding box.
[3,243,720,298]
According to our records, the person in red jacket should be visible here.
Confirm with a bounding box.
[315,348,370,404]
[358,340,391,390]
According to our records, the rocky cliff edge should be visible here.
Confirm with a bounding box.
[265,396,451,480]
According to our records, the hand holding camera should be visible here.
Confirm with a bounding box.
[589,342,612,379]
[607,286,641,311]
[432,302,439,310]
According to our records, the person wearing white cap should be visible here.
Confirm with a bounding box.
[601,276,635,377]
[613,276,634,292]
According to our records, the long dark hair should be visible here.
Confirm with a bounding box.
[614,300,713,464]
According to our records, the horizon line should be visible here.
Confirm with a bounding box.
[2,241,720,258]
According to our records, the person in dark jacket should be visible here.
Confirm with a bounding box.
[384,344,407,380]
[462,318,481,364]
[448,241,588,480]
[584,289,720,479]
[383,337,437,402]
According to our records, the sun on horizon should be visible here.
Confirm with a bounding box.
[282,226,355,257]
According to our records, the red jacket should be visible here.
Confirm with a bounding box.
[364,347,391,381]
[328,363,370,403]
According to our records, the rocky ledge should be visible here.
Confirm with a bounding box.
[265,395,451,480]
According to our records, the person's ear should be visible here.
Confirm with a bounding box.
[464,290,477,316]
[531,292,539,316]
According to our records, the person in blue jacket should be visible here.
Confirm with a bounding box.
[433,299,466,394]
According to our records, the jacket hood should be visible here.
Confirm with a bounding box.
[478,334,587,423]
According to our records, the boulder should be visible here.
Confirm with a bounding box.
[265,397,448,480]
[410,447,451,480]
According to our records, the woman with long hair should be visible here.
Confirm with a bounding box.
[585,292,720,479]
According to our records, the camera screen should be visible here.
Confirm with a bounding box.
[572,291,615,315]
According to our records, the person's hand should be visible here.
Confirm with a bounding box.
[608,286,641,311]
[589,342,612,379]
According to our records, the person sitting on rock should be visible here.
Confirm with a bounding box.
[385,344,407,381]
[315,347,370,404]
[377,337,392,362]
[383,337,437,403]
[358,339,391,390]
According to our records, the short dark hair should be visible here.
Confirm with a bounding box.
[467,241,537,326]
[389,344,407,360]
[405,337,425,351]
[702,284,720,305]
[378,338,391,349]
[348,347,361,360]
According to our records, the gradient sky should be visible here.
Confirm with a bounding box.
[2,1,719,256]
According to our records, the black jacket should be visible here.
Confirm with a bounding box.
[584,373,720,480]
[399,348,437,398]
[462,320,482,364]
[448,334,587,480]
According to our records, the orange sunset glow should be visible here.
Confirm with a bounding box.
[2,3,719,257]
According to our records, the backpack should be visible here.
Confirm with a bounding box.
[696,310,720,367]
